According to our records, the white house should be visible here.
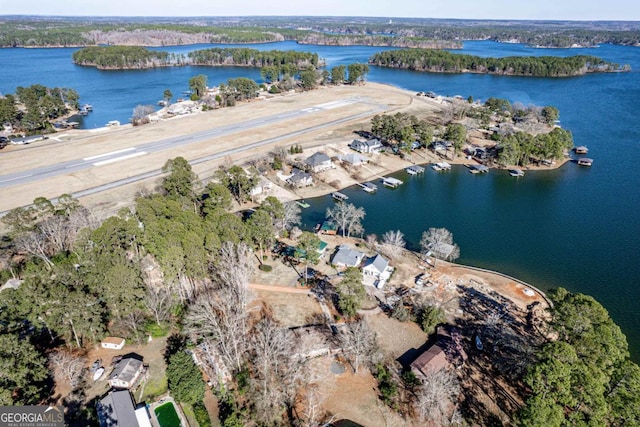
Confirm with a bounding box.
[101,337,126,350]
[286,169,314,187]
[339,153,368,167]
[109,357,144,389]
[350,138,383,154]
[362,254,394,289]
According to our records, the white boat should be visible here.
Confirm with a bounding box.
[509,168,525,177]
[105,120,120,127]
[82,104,93,111]
[93,367,105,381]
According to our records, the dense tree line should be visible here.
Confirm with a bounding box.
[3,17,640,48]
[496,128,574,166]
[518,288,640,426]
[370,112,435,152]
[188,47,319,69]
[369,49,626,77]
[0,84,79,134]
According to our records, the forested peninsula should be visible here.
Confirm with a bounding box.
[72,46,321,70]
[369,49,629,76]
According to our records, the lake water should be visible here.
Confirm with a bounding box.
[1,40,639,359]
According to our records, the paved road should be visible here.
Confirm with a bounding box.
[0,96,380,190]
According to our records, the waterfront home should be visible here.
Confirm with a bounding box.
[97,389,152,427]
[339,153,368,167]
[331,245,365,268]
[109,356,144,389]
[362,254,394,289]
[305,152,334,173]
[286,169,314,187]
[431,141,448,153]
[350,138,383,154]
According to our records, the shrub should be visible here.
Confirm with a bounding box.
[193,402,212,427]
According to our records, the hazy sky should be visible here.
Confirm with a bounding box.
[1,0,639,21]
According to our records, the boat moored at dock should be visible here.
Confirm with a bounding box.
[509,168,525,177]
[577,158,593,167]
[358,182,378,193]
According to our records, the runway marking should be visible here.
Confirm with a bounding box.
[315,99,357,110]
[93,151,146,166]
[83,147,136,161]
[65,163,85,169]
[0,174,33,184]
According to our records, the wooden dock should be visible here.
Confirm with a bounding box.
[331,191,349,201]
[406,165,425,175]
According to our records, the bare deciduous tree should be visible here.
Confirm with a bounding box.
[326,202,366,238]
[379,230,406,259]
[339,320,378,373]
[132,104,156,125]
[186,243,254,373]
[144,285,173,326]
[419,227,460,267]
[280,201,302,234]
[49,350,86,390]
[15,231,54,268]
[415,368,461,426]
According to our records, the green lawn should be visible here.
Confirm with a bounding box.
[155,402,181,427]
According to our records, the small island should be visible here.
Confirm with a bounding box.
[72,46,322,70]
[369,48,630,76]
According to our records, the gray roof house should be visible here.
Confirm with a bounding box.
[350,138,383,154]
[286,168,313,187]
[305,152,334,173]
[109,357,144,389]
[97,389,139,427]
[331,245,365,268]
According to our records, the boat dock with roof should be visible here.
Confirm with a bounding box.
[382,177,403,188]
[406,165,425,175]
[331,191,349,201]
[358,182,378,193]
